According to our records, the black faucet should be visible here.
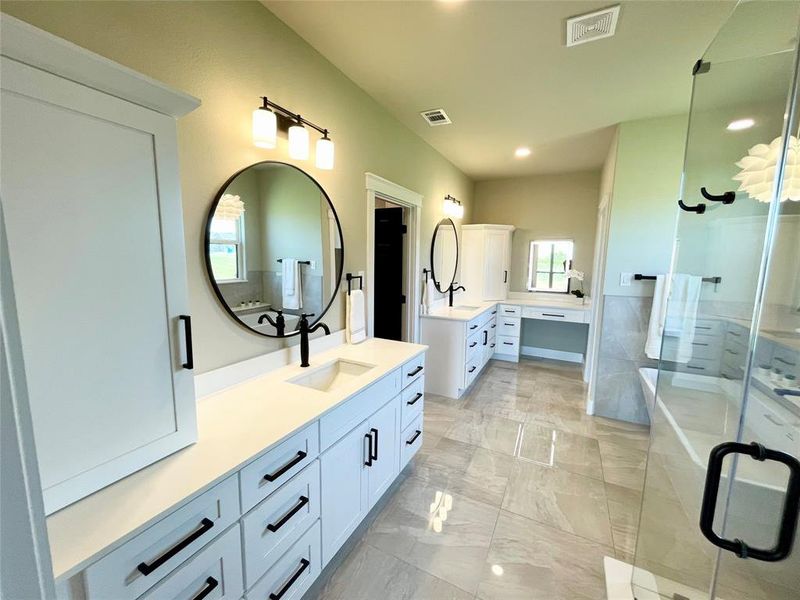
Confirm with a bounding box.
[448,283,465,307]
[258,310,285,336]
[298,313,331,367]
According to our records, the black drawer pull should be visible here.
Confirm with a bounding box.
[179,315,194,369]
[693,342,709,347]
[503,341,513,346]
[137,518,214,576]
[364,432,373,466]
[490,343,495,348]
[775,357,796,366]
[504,322,515,326]
[469,325,478,330]
[696,325,712,330]
[263,451,307,482]
[192,577,219,600]
[407,392,423,406]
[491,324,496,328]
[406,430,422,445]
[469,342,477,348]
[370,428,379,461]
[503,309,515,313]
[267,496,309,532]
[491,310,497,315]
[725,349,739,355]
[542,313,565,318]
[700,441,800,561]
[269,558,310,600]
[407,365,424,376]
[468,366,476,373]
[729,331,741,337]
[687,365,704,371]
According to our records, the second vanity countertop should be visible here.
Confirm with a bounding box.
[421,295,592,322]
[45,338,427,582]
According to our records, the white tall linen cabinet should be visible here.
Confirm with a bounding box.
[0,15,201,514]
[460,224,515,302]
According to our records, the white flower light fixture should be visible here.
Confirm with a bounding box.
[733,135,800,203]
[215,194,245,220]
[443,194,464,218]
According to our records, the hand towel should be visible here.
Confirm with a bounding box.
[282,259,302,310]
[347,289,366,344]
[645,274,669,360]
[665,274,702,363]
[422,277,435,315]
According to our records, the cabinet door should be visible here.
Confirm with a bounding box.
[366,397,399,509]
[0,57,196,513]
[320,421,370,566]
[483,231,508,300]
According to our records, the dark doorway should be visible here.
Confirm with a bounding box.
[374,206,405,340]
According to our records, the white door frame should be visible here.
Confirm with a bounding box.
[365,173,423,342]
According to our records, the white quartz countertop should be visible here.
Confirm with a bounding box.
[421,296,591,322]
[45,338,426,582]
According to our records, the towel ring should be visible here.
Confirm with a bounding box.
[346,273,363,296]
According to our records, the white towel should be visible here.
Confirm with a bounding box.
[645,275,669,360]
[347,289,366,344]
[282,259,302,310]
[665,274,702,363]
[422,277,435,315]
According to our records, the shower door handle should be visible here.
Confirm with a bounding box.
[700,187,736,205]
[699,441,800,562]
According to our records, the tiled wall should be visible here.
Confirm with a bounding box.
[594,295,657,424]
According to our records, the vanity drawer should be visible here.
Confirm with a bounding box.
[401,353,426,387]
[84,475,239,600]
[465,354,482,387]
[139,524,243,600]
[319,369,400,450]
[694,319,722,336]
[674,357,720,375]
[401,377,425,431]
[479,309,496,328]
[246,520,321,600]
[522,306,585,323]
[240,422,320,513]
[499,304,521,317]
[497,316,521,338]
[466,317,482,334]
[242,460,320,588]
[400,414,424,471]
[662,335,721,362]
[495,335,519,356]
[466,330,482,356]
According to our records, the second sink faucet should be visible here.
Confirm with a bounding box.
[258,309,285,336]
[298,313,331,368]
[448,282,465,307]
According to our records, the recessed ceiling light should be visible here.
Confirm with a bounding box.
[727,118,755,131]
[515,147,531,158]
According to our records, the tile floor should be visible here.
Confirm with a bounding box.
[308,358,650,600]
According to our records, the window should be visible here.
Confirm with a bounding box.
[209,212,246,282]
[527,239,574,293]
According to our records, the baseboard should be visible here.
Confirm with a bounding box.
[521,345,584,364]
[492,352,519,363]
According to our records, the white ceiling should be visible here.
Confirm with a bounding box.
[264,0,736,180]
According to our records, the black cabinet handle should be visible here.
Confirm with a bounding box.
[678,199,706,214]
[408,365,424,376]
[700,441,800,561]
[269,558,310,600]
[370,428,379,462]
[483,330,488,345]
[490,343,495,348]
[491,310,497,315]
[137,518,214,576]
[775,357,796,366]
[469,324,478,330]
[179,315,193,369]
[701,187,736,205]
[469,341,477,348]
[468,366,476,373]
[503,341,513,346]
[407,392,423,406]
[503,309,515,313]
[364,432,373,467]
[191,577,219,600]
[406,430,422,445]
[267,496,309,532]
[725,349,739,355]
[503,270,508,283]
[542,313,565,318]
[491,324,496,328]
[263,451,307,482]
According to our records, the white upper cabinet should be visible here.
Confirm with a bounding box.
[460,224,514,302]
[0,17,200,514]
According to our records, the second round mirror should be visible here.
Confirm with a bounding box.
[431,218,459,293]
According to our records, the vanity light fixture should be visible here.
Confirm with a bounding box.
[253,96,334,169]
[727,118,755,131]
[443,194,464,218]
[515,146,532,158]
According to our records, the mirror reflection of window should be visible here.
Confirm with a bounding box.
[209,203,246,282]
[527,239,574,293]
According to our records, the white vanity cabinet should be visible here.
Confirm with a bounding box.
[0,19,201,514]
[460,224,515,302]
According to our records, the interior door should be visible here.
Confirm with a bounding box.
[631,4,800,599]
[483,231,507,300]
[0,57,196,513]
[374,207,405,340]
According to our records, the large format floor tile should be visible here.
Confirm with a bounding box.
[598,440,647,490]
[517,423,604,479]
[442,410,523,456]
[502,460,614,546]
[476,510,611,600]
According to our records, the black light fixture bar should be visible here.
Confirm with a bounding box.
[259,97,329,136]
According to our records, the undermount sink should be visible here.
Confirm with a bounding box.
[453,305,479,310]
[288,359,376,392]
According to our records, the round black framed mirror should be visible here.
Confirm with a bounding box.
[430,218,459,293]
[205,161,344,338]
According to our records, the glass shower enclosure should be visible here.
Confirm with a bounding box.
[632,2,800,599]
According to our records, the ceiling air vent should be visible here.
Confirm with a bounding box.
[566,5,620,47]
[420,108,452,127]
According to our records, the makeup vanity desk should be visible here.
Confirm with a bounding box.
[420,293,591,399]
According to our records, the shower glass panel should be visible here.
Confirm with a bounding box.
[632,2,800,599]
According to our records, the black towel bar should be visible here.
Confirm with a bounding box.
[634,274,721,284]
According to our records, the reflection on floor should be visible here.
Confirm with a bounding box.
[308,358,650,600]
